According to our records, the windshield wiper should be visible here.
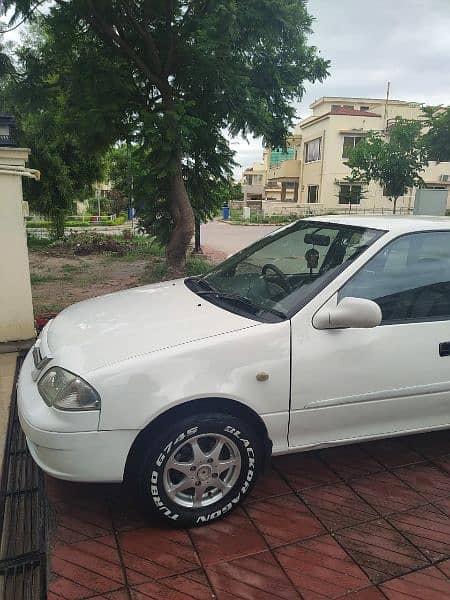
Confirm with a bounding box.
[186,276,217,293]
[196,290,287,320]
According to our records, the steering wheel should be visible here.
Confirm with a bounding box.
[261,263,292,293]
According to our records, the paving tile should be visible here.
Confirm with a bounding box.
[274,534,370,599]
[206,550,299,599]
[50,554,124,596]
[388,505,450,562]
[84,591,130,600]
[406,431,450,459]
[432,454,450,476]
[46,478,121,508]
[335,518,429,584]
[380,565,450,599]
[341,587,386,599]
[394,463,450,499]
[273,453,340,491]
[300,482,378,531]
[350,472,427,516]
[433,496,450,517]
[51,536,124,586]
[117,526,200,580]
[246,465,291,502]
[362,438,424,469]
[54,501,114,531]
[436,558,450,577]
[53,503,113,544]
[319,445,384,481]
[48,574,100,600]
[245,494,324,548]
[132,569,214,599]
[189,507,266,566]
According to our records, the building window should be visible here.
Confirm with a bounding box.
[305,138,321,163]
[285,181,295,189]
[342,136,363,159]
[332,104,354,111]
[307,185,319,203]
[339,184,362,204]
[360,106,370,111]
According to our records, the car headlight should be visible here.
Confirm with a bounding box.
[38,367,100,411]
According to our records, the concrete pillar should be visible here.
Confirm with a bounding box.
[281,182,287,202]
[0,148,35,345]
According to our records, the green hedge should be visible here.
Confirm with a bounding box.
[27,215,127,228]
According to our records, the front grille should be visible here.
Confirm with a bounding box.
[0,355,48,599]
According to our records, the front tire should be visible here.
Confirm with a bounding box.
[130,412,264,527]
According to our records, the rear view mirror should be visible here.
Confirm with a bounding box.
[313,297,382,330]
[304,233,330,247]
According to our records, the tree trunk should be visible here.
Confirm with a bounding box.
[51,209,66,239]
[392,197,398,215]
[166,161,195,272]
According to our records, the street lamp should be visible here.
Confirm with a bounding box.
[0,113,17,147]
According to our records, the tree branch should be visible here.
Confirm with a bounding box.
[163,0,175,77]
[84,0,168,94]
[121,0,162,75]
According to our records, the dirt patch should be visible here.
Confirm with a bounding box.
[29,245,219,317]
[30,251,157,315]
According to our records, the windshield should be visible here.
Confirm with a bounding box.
[189,220,383,321]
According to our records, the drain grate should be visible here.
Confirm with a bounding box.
[0,355,47,599]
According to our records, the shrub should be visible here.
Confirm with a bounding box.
[53,231,132,255]
[27,233,53,248]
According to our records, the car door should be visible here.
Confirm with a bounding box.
[289,229,450,449]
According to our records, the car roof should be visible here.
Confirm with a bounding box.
[306,214,450,233]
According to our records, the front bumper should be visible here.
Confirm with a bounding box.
[17,349,138,483]
[19,412,137,482]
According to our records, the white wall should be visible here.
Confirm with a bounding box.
[0,148,35,343]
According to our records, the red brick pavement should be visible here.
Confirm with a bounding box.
[46,430,450,599]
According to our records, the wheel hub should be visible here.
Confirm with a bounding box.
[162,433,242,509]
[196,464,212,481]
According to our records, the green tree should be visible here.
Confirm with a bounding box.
[0,22,125,236]
[347,118,428,214]
[422,106,450,163]
[0,41,13,79]
[4,0,328,269]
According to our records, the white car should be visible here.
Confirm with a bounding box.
[18,215,450,526]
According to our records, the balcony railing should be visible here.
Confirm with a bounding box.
[0,134,16,147]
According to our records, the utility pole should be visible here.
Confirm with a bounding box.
[383,81,391,130]
[193,217,202,253]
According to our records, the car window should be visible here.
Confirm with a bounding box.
[198,220,382,319]
[339,231,450,323]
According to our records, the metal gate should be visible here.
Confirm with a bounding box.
[0,355,48,599]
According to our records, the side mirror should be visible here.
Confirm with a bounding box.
[313,297,382,330]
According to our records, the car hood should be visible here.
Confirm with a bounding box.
[46,279,259,374]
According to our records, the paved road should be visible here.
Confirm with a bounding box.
[200,219,279,256]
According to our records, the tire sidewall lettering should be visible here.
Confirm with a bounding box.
[150,423,257,524]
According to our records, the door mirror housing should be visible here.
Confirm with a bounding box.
[313,297,382,330]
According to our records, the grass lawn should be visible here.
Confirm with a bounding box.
[28,234,213,317]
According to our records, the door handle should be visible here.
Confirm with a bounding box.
[439,342,450,357]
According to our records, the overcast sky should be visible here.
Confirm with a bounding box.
[3,1,450,180]
[232,0,450,179]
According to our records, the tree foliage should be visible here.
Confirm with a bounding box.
[422,105,450,163]
[347,118,428,214]
[0,22,123,236]
[3,0,328,269]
